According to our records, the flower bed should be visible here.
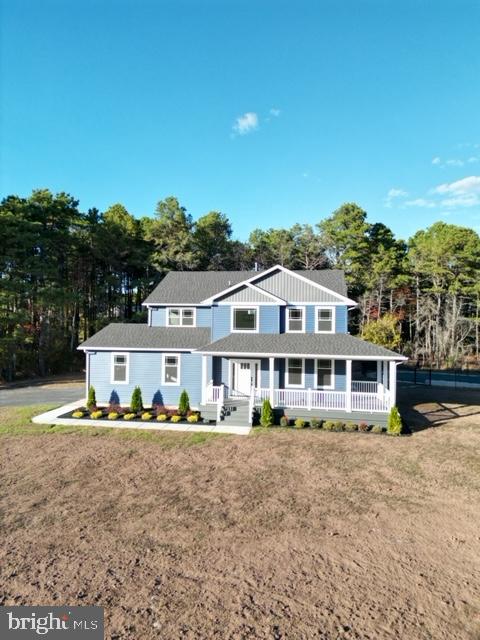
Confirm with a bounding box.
[66,405,203,425]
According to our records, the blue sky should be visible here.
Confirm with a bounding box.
[1,0,480,241]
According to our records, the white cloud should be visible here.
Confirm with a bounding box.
[432,157,441,165]
[405,198,436,208]
[269,108,281,117]
[433,175,480,195]
[445,159,464,167]
[232,112,259,136]
[440,194,480,208]
[387,188,408,198]
[468,156,479,163]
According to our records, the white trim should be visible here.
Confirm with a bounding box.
[245,282,286,304]
[230,305,259,333]
[315,305,336,334]
[162,353,181,386]
[217,301,279,306]
[85,351,91,399]
[166,307,197,327]
[197,350,407,361]
[78,347,193,352]
[345,359,352,412]
[110,352,130,385]
[229,359,261,394]
[142,303,211,307]
[201,355,207,405]
[285,357,305,388]
[269,356,275,405]
[202,264,357,305]
[315,358,335,390]
[147,308,152,326]
[286,306,306,333]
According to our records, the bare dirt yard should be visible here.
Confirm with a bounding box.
[1,386,480,639]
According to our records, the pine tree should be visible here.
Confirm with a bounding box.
[87,385,97,410]
[178,390,190,415]
[387,406,402,436]
[130,386,143,413]
[260,399,274,427]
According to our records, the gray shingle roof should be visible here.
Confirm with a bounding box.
[143,269,347,304]
[78,324,210,350]
[198,333,404,359]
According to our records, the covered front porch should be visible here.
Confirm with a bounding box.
[201,355,398,415]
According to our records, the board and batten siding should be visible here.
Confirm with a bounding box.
[149,306,211,328]
[88,350,202,406]
[216,285,276,304]
[254,269,343,303]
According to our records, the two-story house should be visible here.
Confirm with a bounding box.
[78,265,406,426]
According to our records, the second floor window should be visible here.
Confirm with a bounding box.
[316,307,334,333]
[232,307,257,331]
[167,308,195,326]
[287,307,304,332]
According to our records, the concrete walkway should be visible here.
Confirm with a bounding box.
[32,401,252,436]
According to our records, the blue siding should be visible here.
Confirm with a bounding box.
[259,306,280,333]
[211,306,231,340]
[89,350,202,406]
[150,306,211,328]
[305,306,315,333]
[336,306,348,333]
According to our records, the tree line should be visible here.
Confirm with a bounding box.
[1,189,479,381]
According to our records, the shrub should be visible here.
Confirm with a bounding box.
[323,421,335,431]
[141,412,153,421]
[279,415,289,427]
[294,418,305,429]
[333,420,345,432]
[123,413,136,421]
[171,415,182,423]
[358,421,369,432]
[387,406,403,436]
[178,390,190,416]
[260,399,274,427]
[108,412,119,420]
[90,410,103,419]
[157,414,168,422]
[86,385,97,411]
[345,421,358,432]
[372,424,383,434]
[130,386,143,413]
[72,410,84,418]
[310,417,322,429]
[187,414,199,423]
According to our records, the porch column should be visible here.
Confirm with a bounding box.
[346,359,352,413]
[269,357,275,405]
[201,355,207,405]
[377,360,384,395]
[389,360,397,408]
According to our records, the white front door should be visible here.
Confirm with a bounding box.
[232,361,258,396]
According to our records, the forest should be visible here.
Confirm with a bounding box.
[1,188,480,381]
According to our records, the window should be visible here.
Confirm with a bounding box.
[111,353,129,384]
[316,307,334,333]
[232,307,257,331]
[316,359,334,389]
[286,358,304,387]
[287,307,304,333]
[167,308,195,327]
[163,354,180,385]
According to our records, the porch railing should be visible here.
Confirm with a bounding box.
[206,383,391,413]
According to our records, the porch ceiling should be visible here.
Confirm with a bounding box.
[197,333,406,360]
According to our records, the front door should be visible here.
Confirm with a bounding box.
[232,360,259,396]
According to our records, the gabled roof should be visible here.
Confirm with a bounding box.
[197,333,406,360]
[78,324,210,351]
[143,267,350,305]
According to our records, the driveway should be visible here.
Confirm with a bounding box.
[0,377,84,407]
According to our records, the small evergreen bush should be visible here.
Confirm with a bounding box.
[310,417,322,429]
[260,399,274,427]
[108,412,119,420]
[141,412,153,421]
[157,414,168,422]
[72,410,84,418]
[387,406,403,436]
[279,415,289,427]
[187,414,199,423]
[294,418,305,429]
[171,414,182,423]
[333,420,345,432]
[178,390,190,416]
[86,385,97,410]
[130,386,143,413]
[372,424,383,434]
[324,421,335,431]
[90,410,103,419]
[123,413,136,421]
[345,421,358,432]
